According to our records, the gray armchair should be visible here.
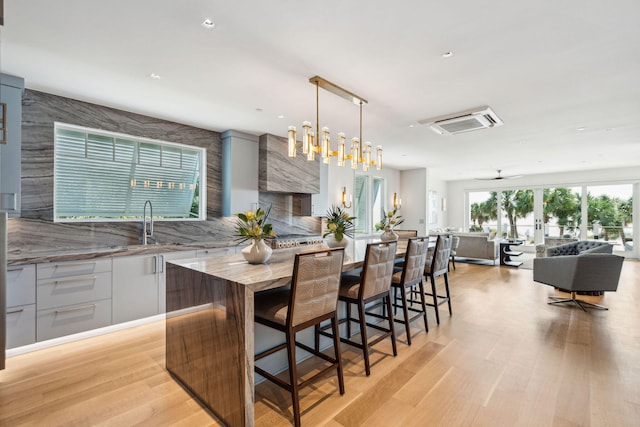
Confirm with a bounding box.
[533,253,624,310]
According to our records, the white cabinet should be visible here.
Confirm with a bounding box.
[221,130,259,216]
[6,265,36,349]
[0,74,25,216]
[36,259,112,341]
[312,161,330,216]
[112,254,160,324]
[112,250,197,324]
[157,250,197,314]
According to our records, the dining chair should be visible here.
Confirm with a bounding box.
[254,247,345,427]
[391,237,430,345]
[318,240,398,376]
[424,235,453,324]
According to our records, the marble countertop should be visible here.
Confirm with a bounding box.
[7,241,243,266]
[171,239,409,292]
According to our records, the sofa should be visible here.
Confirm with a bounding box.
[450,232,498,262]
[545,240,612,257]
[535,237,579,257]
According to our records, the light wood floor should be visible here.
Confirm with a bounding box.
[2,260,639,426]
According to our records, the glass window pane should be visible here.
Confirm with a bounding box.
[54,123,205,221]
[543,187,581,238]
[500,189,534,240]
[354,175,368,233]
[87,134,114,161]
[468,191,497,235]
[162,145,182,169]
[586,184,633,253]
[372,177,384,228]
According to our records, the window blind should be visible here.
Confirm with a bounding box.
[54,124,205,222]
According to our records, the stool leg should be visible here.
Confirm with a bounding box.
[444,273,452,315]
[400,285,412,345]
[357,301,371,376]
[331,315,345,395]
[346,301,352,338]
[385,294,398,357]
[418,279,429,333]
[286,330,301,427]
[430,275,440,325]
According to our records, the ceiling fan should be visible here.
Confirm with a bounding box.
[475,169,523,180]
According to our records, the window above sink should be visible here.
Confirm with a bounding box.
[53,122,206,222]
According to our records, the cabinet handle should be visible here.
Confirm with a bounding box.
[55,304,97,314]
[7,308,25,315]
[54,275,97,285]
[54,261,96,269]
[152,256,157,274]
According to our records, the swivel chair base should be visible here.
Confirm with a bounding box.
[548,292,608,311]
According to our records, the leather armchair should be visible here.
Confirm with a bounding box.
[533,253,623,310]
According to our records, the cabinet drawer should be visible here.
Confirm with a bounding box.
[6,304,37,349]
[37,299,112,342]
[7,265,36,307]
[37,271,112,310]
[196,247,236,258]
[37,258,112,280]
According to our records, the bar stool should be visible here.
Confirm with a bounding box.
[424,235,453,324]
[254,247,345,427]
[391,237,430,345]
[318,241,398,376]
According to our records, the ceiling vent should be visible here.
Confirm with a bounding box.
[419,106,503,135]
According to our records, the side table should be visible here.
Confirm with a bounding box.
[500,240,523,267]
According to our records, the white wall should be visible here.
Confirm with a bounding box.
[399,168,428,235]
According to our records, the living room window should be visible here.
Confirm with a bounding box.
[54,123,206,222]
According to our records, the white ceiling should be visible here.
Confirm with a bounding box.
[2,0,639,180]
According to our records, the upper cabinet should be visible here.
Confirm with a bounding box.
[259,134,319,194]
[221,130,259,216]
[0,73,25,217]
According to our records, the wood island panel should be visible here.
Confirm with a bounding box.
[165,240,409,426]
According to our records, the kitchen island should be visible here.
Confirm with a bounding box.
[165,239,407,426]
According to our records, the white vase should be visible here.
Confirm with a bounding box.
[326,235,348,248]
[241,238,272,264]
[380,229,399,241]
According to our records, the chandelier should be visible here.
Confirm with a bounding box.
[287,76,382,171]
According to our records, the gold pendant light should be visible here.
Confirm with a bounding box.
[288,76,381,171]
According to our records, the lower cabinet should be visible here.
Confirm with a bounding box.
[112,254,159,324]
[5,246,238,349]
[112,250,197,324]
[36,259,113,341]
[6,265,36,348]
[36,300,112,342]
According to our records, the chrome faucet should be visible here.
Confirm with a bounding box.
[143,200,153,245]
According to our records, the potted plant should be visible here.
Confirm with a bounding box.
[375,208,404,241]
[235,206,276,264]
[323,205,356,247]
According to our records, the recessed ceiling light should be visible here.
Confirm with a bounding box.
[277,115,285,119]
[201,19,215,30]
[408,124,414,128]
[150,73,161,79]
[576,126,586,131]
[442,51,453,58]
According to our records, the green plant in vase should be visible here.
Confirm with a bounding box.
[234,206,276,264]
[323,205,356,247]
[375,208,404,240]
